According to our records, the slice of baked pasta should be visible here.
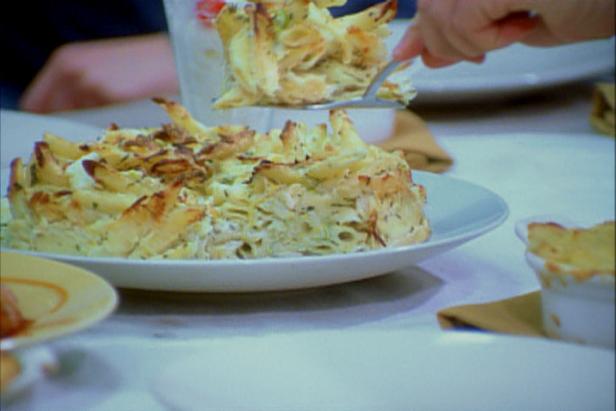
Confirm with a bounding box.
[0,99,430,260]
[213,0,415,109]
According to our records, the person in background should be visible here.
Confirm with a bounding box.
[393,0,615,66]
[1,0,175,113]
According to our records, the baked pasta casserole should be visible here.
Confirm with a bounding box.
[0,99,430,259]
[528,221,615,275]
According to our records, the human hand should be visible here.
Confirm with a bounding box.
[393,0,616,67]
[20,33,179,113]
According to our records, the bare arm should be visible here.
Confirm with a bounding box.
[20,33,179,113]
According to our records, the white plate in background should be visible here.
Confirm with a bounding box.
[2,171,508,292]
[151,328,615,411]
[387,22,615,103]
[6,329,613,410]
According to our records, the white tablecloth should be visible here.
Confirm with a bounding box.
[4,80,615,411]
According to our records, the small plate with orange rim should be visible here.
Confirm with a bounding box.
[0,252,118,350]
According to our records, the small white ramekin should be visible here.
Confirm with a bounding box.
[516,216,615,349]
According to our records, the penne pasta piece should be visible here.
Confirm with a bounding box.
[43,132,89,160]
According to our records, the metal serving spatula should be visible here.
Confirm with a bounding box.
[295,59,412,110]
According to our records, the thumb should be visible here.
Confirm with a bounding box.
[492,12,539,48]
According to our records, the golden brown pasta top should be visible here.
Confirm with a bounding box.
[528,221,615,277]
[213,0,415,108]
[1,99,430,259]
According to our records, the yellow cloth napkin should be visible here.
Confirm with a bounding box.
[437,291,546,337]
[590,82,615,137]
[378,110,453,173]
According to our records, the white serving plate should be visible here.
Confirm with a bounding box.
[387,22,615,103]
[150,329,615,411]
[0,108,508,292]
[2,170,508,292]
[6,329,614,411]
